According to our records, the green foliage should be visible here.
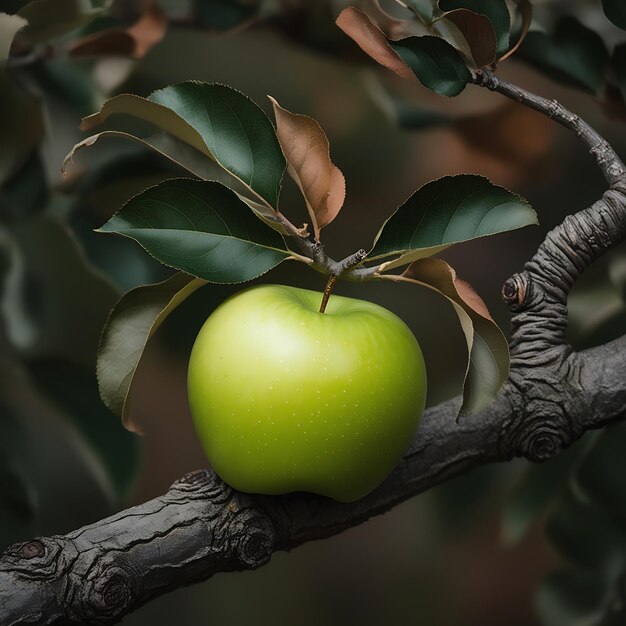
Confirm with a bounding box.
[512,424,626,625]
[99,178,291,282]
[368,174,537,269]
[149,83,286,209]
[568,246,626,350]
[389,36,471,96]
[28,359,139,497]
[97,272,205,426]
[0,150,47,220]
[502,443,585,544]
[74,82,289,229]
[537,568,611,626]
[63,81,539,422]
[519,18,610,93]
[193,0,258,30]
[405,0,437,24]
[602,0,626,30]
[0,73,44,186]
[17,0,102,43]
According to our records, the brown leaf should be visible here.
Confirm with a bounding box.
[68,2,166,59]
[269,97,346,241]
[404,258,492,320]
[360,0,428,39]
[389,257,509,416]
[441,8,497,68]
[454,277,493,320]
[336,6,414,79]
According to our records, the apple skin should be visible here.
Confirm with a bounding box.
[187,284,426,502]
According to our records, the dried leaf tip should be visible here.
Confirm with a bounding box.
[269,96,346,241]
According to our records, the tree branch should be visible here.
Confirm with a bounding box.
[471,69,626,186]
[3,72,626,625]
[2,333,626,625]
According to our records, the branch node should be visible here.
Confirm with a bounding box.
[502,273,530,311]
[336,249,367,275]
[18,541,45,560]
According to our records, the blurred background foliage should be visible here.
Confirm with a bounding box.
[1,0,626,624]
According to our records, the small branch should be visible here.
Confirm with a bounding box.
[335,248,367,273]
[472,69,626,186]
[277,208,378,282]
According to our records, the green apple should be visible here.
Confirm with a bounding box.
[187,284,426,502]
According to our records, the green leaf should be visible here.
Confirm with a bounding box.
[1,215,119,366]
[1,361,116,549]
[439,0,510,55]
[97,272,206,428]
[193,0,257,30]
[546,488,625,570]
[78,82,286,210]
[64,130,288,234]
[98,178,292,283]
[0,12,27,65]
[602,0,626,30]
[17,0,102,43]
[519,18,610,93]
[611,43,626,102]
[369,174,537,270]
[575,423,626,524]
[537,569,607,626]
[149,82,285,209]
[392,258,509,415]
[0,72,44,185]
[389,36,471,96]
[30,58,98,115]
[0,149,47,219]
[404,0,438,24]
[568,247,626,350]
[364,73,450,129]
[28,359,139,498]
[501,444,583,545]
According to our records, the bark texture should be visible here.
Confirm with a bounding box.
[2,71,626,625]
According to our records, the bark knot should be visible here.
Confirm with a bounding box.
[239,531,273,567]
[76,564,138,624]
[502,272,530,311]
[18,541,45,560]
[503,409,572,462]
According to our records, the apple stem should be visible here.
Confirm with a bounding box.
[319,275,338,313]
